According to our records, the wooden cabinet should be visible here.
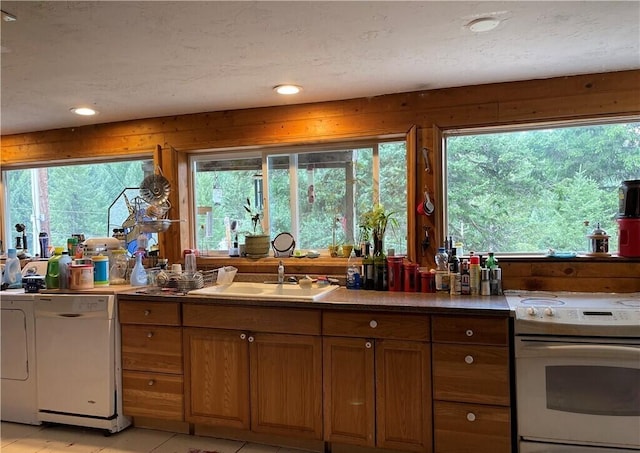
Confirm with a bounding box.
[119,299,184,421]
[431,315,511,453]
[183,303,323,440]
[323,311,432,453]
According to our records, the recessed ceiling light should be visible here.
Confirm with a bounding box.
[70,107,98,116]
[466,17,501,33]
[274,85,302,95]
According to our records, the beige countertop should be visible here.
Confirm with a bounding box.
[119,285,511,316]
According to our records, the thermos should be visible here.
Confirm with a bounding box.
[39,232,50,258]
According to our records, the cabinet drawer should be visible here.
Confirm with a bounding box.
[121,325,183,373]
[119,300,181,325]
[432,344,510,406]
[122,370,184,421]
[432,315,508,345]
[434,401,511,453]
[183,304,321,335]
[323,311,430,341]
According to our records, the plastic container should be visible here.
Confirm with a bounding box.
[92,254,110,286]
[45,247,64,289]
[387,256,404,291]
[435,247,448,271]
[59,251,72,289]
[469,255,481,295]
[403,262,419,292]
[617,218,640,257]
[2,248,22,289]
[346,251,361,290]
[69,264,94,290]
[130,251,148,286]
[420,269,435,293]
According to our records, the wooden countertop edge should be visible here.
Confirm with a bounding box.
[117,287,511,316]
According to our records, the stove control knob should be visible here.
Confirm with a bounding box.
[544,307,555,317]
[526,307,538,316]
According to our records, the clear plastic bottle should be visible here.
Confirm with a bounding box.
[435,247,449,271]
[435,247,449,292]
[130,251,148,286]
[58,251,72,289]
[3,248,22,289]
[346,251,361,290]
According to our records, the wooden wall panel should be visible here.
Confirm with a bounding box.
[2,69,639,288]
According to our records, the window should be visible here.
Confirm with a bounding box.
[3,159,151,255]
[192,140,408,255]
[445,119,640,254]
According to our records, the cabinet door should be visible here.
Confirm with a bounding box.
[250,333,323,440]
[323,337,375,447]
[183,328,250,429]
[376,340,432,453]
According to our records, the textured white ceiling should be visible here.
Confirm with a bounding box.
[1,1,639,135]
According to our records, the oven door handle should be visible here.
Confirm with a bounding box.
[518,342,640,360]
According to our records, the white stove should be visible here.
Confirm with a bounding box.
[509,291,640,452]
[505,291,640,337]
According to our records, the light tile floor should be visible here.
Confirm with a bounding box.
[0,422,312,453]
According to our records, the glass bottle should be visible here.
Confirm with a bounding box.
[373,247,387,291]
[130,251,148,286]
[362,251,374,290]
[486,252,498,270]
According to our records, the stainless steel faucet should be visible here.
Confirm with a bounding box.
[278,260,285,284]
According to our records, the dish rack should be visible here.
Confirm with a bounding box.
[156,269,217,292]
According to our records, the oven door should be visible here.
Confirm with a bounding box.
[515,336,640,450]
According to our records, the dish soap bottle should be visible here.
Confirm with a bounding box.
[3,248,22,289]
[45,246,64,289]
[130,251,148,286]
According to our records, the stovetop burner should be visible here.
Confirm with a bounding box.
[520,298,565,306]
[617,299,640,308]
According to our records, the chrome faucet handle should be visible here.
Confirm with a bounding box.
[278,260,285,283]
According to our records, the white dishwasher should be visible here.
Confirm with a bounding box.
[34,294,130,433]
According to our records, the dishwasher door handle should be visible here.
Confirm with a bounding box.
[59,313,82,318]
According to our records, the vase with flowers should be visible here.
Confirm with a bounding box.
[243,198,270,258]
[360,204,397,290]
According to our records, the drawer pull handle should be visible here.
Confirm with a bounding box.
[144,310,151,316]
[369,320,378,329]
[466,329,474,337]
[365,341,372,349]
[147,332,154,338]
[466,412,476,422]
[248,336,255,343]
[464,355,474,364]
[240,333,247,340]
[148,380,155,386]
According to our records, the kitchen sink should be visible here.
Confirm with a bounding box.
[188,281,339,301]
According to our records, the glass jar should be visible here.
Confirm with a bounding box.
[109,249,129,285]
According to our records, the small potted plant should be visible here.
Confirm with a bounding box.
[243,198,270,258]
[360,204,397,256]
